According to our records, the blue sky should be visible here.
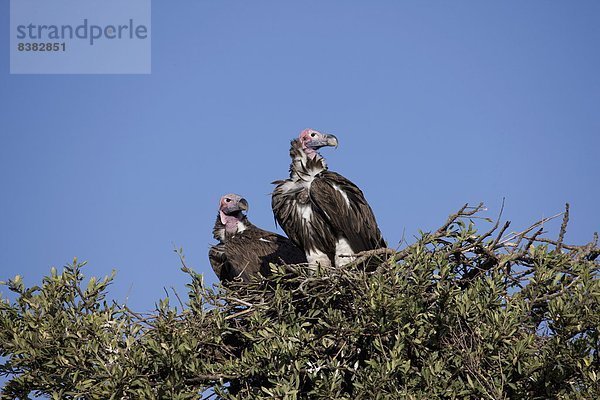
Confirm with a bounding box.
[1,1,599,316]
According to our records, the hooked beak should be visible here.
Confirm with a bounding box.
[324,134,338,148]
[309,133,339,149]
[238,198,249,211]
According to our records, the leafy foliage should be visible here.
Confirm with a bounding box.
[1,204,599,399]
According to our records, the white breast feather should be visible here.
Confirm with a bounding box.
[306,164,322,179]
[306,249,331,268]
[280,180,297,193]
[290,163,324,190]
[335,237,355,267]
[237,222,247,232]
[299,204,312,221]
[258,238,272,243]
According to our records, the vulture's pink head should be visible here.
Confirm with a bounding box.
[219,193,248,216]
[298,128,338,156]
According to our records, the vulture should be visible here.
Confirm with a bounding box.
[272,129,386,268]
[209,193,307,282]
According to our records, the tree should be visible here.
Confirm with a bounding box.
[1,203,599,399]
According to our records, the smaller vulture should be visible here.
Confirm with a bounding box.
[272,129,386,268]
[209,193,307,282]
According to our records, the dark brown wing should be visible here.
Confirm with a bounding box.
[224,225,307,280]
[272,180,337,259]
[208,243,237,281]
[271,180,303,246]
[310,171,386,253]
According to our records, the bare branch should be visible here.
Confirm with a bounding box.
[556,203,570,253]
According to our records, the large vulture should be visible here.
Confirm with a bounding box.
[272,129,386,268]
[209,193,307,282]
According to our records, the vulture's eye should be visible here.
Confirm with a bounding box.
[225,198,231,203]
[310,132,316,137]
